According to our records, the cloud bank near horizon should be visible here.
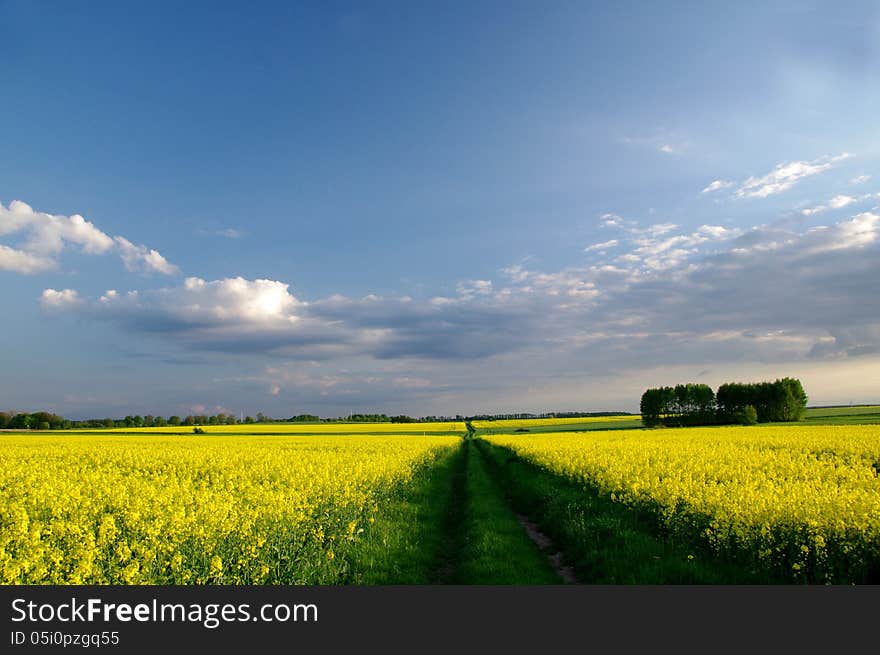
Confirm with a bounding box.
[42,210,880,373]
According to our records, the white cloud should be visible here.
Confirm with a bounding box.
[151,276,305,324]
[696,225,737,239]
[622,132,689,155]
[456,280,493,297]
[625,224,738,271]
[800,193,875,216]
[41,276,349,357]
[114,236,180,275]
[40,288,82,310]
[701,180,733,194]
[0,244,55,274]
[584,239,619,252]
[501,265,529,283]
[634,223,678,237]
[599,213,628,229]
[849,175,871,185]
[735,153,850,199]
[599,214,677,238]
[816,212,878,251]
[0,199,178,276]
[829,195,857,209]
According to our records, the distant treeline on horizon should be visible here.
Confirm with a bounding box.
[1,409,635,430]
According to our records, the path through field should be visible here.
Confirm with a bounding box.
[434,431,576,584]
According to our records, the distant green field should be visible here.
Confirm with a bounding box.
[470,406,880,434]
[473,417,643,434]
[802,405,880,425]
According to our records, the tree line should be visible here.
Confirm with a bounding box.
[0,412,249,430]
[640,378,808,427]
[0,410,459,430]
[0,411,67,430]
[467,411,635,421]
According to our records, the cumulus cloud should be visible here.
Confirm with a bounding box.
[849,175,871,185]
[0,199,178,275]
[40,288,82,310]
[0,244,55,274]
[733,153,850,199]
[46,276,366,358]
[94,276,306,328]
[115,237,179,275]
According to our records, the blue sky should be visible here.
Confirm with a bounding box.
[2,1,880,418]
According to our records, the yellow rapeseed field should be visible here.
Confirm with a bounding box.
[0,434,459,584]
[486,425,880,582]
[471,416,637,429]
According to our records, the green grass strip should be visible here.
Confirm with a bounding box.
[451,440,562,584]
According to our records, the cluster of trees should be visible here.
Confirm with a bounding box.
[640,378,808,428]
[0,411,68,430]
[639,384,718,427]
[327,413,398,422]
[716,379,808,423]
[288,414,321,422]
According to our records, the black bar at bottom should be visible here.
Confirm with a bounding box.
[2,585,877,653]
